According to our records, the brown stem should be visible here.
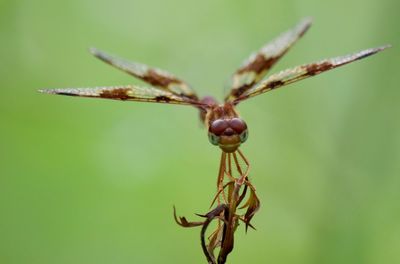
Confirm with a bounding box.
[200,204,228,264]
[217,183,240,263]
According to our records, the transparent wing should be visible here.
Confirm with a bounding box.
[90,48,199,101]
[39,85,204,106]
[233,45,390,104]
[225,17,312,102]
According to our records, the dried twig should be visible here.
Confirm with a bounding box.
[174,150,260,263]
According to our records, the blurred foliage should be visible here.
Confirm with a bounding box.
[0,0,399,263]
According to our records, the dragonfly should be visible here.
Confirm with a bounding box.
[40,17,389,206]
[40,18,390,263]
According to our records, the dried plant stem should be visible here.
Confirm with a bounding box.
[217,181,240,263]
[174,149,259,264]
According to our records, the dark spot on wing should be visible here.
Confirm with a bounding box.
[142,70,198,101]
[237,54,278,74]
[267,80,284,89]
[232,84,252,97]
[58,92,79,97]
[143,69,181,88]
[100,88,131,100]
[155,95,171,102]
[305,62,333,76]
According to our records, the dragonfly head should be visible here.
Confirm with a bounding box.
[208,118,248,153]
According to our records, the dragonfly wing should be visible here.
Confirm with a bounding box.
[90,48,199,101]
[233,45,391,103]
[225,17,312,102]
[39,85,203,106]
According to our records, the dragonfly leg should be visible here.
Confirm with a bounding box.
[209,152,228,208]
[232,151,249,186]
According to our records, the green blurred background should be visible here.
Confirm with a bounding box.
[1,0,399,263]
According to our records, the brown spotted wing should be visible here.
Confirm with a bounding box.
[230,45,390,104]
[225,18,313,102]
[40,49,206,107]
[89,48,199,101]
[39,85,203,105]
[225,18,390,104]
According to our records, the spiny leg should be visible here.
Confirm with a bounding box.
[210,152,240,208]
[217,152,226,189]
[232,152,249,185]
[232,150,251,206]
[226,153,235,203]
[224,153,236,182]
[210,152,227,207]
[232,152,243,175]
[227,153,232,176]
[210,181,234,208]
[237,149,250,167]
[235,149,250,185]
[237,149,257,193]
[219,153,238,204]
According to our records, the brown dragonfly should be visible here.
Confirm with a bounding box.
[40,18,389,263]
[40,17,389,203]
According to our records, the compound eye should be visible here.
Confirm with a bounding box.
[208,133,220,146]
[229,118,247,134]
[209,119,228,135]
[239,130,249,143]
